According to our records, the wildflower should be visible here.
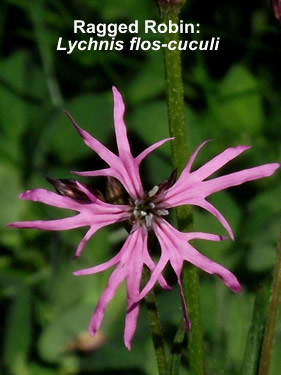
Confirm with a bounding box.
[8,87,279,349]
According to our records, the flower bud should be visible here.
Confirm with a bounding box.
[45,177,104,202]
[157,169,178,194]
[272,0,281,21]
[105,177,126,205]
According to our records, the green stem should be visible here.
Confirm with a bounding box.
[258,229,281,375]
[158,2,205,375]
[143,267,168,375]
[159,2,188,172]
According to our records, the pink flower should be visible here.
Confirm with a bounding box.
[8,87,279,349]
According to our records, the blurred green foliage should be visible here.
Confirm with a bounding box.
[0,0,280,374]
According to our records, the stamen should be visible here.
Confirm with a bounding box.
[156,209,169,216]
[145,213,153,228]
[131,187,168,228]
[148,186,159,197]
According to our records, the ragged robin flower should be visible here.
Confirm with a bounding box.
[8,87,279,349]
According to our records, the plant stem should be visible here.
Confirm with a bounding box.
[143,267,168,375]
[258,229,281,375]
[158,2,205,375]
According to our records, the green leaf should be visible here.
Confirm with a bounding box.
[246,239,278,272]
[48,94,113,163]
[127,52,165,104]
[245,183,281,272]
[131,101,198,155]
[0,164,24,227]
[208,64,263,143]
[28,363,56,375]
[0,51,27,136]
[3,287,32,375]
[194,191,241,264]
[28,0,62,107]
[38,305,93,362]
[0,52,28,163]
[241,285,268,375]
[225,291,254,366]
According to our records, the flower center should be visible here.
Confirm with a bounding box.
[130,185,169,229]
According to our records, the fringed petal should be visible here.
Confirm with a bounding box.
[193,145,250,181]
[112,86,132,157]
[143,249,172,291]
[157,220,241,293]
[88,262,127,336]
[124,230,146,349]
[8,215,86,231]
[18,188,83,211]
[201,163,280,196]
[135,138,173,166]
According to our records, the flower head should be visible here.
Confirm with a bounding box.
[8,87,279,349]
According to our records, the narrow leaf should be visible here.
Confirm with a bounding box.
[168,319,186,375]
[4,287,32,375]
[258,229,281,375]
[241,285,268,375]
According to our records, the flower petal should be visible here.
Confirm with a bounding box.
[124,304,139,351]
[170,260,190,330]
[73,229,139,275]
[164,196,234,239]
[73,155,143,199]
[183,232,227,242]
[73,227,99,258]
[135,138,174,166]
[74,167,143,200]
[162,146,279,233]
[124,230,146,349]
[189,199,234,240]
[8,215,85,231]
[137,252,169,302]
[88,228,141,338]
[192,145,251,181]
[176,275,190,330]
[181,140,210,175]
[143,249,172,291]
[73,167,118,179]
[88,262,127,336]
[8,186,130,249]
[201,163,280,196]
[183,246,241,292]
[68,88,178,199]
[112,86,132,157]
[157,220,241,293]
[18,188,83,211]
[163,241,191,329]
